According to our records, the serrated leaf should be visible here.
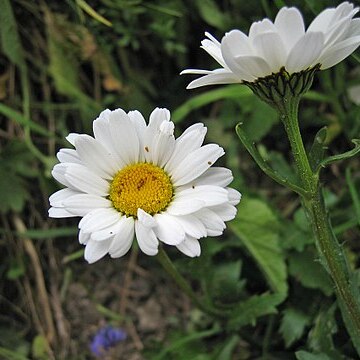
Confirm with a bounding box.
[308,303,344,359]
[280,308,311,348]
[295,351,332,360]
[227,292,284,330]
[230,197,288,294]
[288,247,333,296]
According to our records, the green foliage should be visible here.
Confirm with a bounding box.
[0,0,360,359]
[280,308,311,348]
[231,197,288,295]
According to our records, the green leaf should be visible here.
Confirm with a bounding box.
[0,171,28,213]
[280,308,311,348]
[230,197,288,295]
[241,98,278,142]
[309,127,328,172]
[295,351,332,360]
[195,0,230,30]
[288,247,333,296]
[317,139,360,172]
[308,303,343,359]
[75,0,112,27]
[0,0,25,68]
[207,261,245,305]
[31,335,48,360]
[172,85,252,123]
[0,347,29,360]
[227,292,284,330]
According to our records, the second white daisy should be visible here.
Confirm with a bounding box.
[49,108,241,263]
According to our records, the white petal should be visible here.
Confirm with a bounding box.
[195,208,226,236]
[176,185,229,208]
[171,144,225,186]
[187,167,233,187]
[286,32,324,73]
[91,215,128,241]
[52,163,72,188]
[137,208,156,228]
[48,207,77,218]
[308,8,336,33]
[227,188,242,205]
[185,70,242,89]
[57,149,81,164]
[223,29,254,56]
[74,135,119,179]
[79,229,90,245]
[275,7,305,52]
[109,217,135,257]
[79,208,120,233]
[84,238,112,264]
[201,35,227,68]
[63,194,112,216]
[210,203,237,221]
[221,35,258,81]
[65,164,109,196]
[176,237,201,257]
[252,32,287,73]
[166,198,205,216]
[165,123,207,173]
[153,213,185,245]
[49,188,78,207]
[171,214,207,238]
[233,55,271,79]
[128,110,147,162]
[319,35,360,69]
[66,133,80,146]
[93,109,111,145]
[249,18,277,40]
[135,221,159,256]
[108,109,140,164]
[150,121,175,167]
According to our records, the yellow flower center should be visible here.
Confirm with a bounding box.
[109,163,173,217]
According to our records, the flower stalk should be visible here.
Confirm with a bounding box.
[274,93,360,349]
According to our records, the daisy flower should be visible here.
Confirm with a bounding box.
[49,108,241,263]
[182,2,360,88]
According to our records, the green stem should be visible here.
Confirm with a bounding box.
[156,247,228,318]
[278,96,360,350]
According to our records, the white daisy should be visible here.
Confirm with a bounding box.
[182,2,360,88]
[49,108,241,263]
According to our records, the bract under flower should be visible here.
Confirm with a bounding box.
[182,2,360,88]
[49,108,241,263]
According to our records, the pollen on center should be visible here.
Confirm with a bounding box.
[109,163,173,217]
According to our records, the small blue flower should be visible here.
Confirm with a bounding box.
[90,325,127,357]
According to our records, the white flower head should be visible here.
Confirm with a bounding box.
[182,2,360,88]
[49,108,241,263]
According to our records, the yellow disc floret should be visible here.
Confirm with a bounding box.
[109,163,173,217]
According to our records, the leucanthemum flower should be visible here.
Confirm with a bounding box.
[49,108,241,263]
[181,2,360,88]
